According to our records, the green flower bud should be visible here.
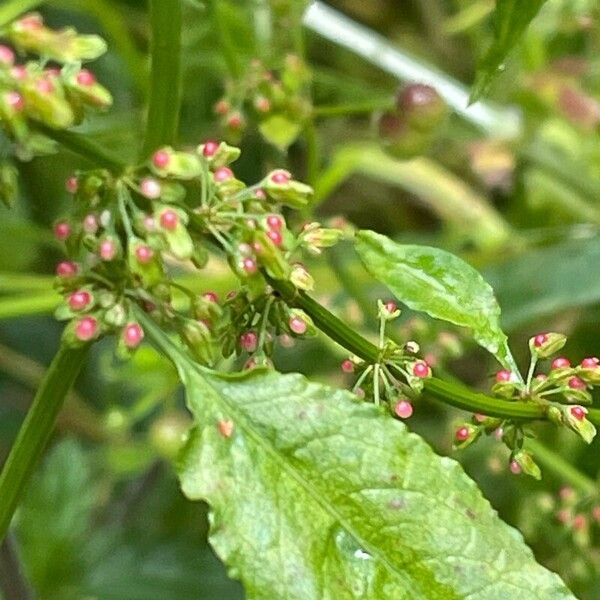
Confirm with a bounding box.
[128,238,163,286]
[395,84,448,132]
[21,77,75,129]
[0,161,18,208]
[453,424,480,449]
[563,405,596,444]
[528,332,567,359]
[377,111,431,159]
[301,224,343,253]
[197,140,241,167]
[511,450,541,480]
[103,303,127,327]
[263,170,313,208]
[180,319,216,365]
[253,230,290,280]
[289,262,314,291]
[150,146,202,179]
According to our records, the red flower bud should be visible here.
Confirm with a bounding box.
[552,357,571,369]
[123,322,144,348]
[74,316,98,341]
[394,400,413,419]
[159,209,178,231]
[68,290,92,311]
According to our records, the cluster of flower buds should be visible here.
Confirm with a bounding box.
[552,486,600,549]
[454,332,598,479]
[214,54,311,149]
[377,83,448,159]
[341,300,431,418]
[53,137,343,365]
[0,13,111,159]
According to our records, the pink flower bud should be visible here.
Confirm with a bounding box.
[74,316,98,341]
[592,506,600,521]
[289,316,307,335]
[214,166,233,182]
[495,370,512,383]
[76,69,96,86]
[570,405,587,421]
[140,177,161,199]
[18,14,43,30]
[568,376,586,390]
[383,301,397,314]
[159,209,178,230]
[474,413,487,423]
[412,361,430,378]
[255,188,266,200]
[0,45,15,66]
[271,170,291,184]
[341,359,354,373]
[552,357,571,369]
[240,331,258,353]
[5,91,24,111]
[214,99,230,115]
[266,214,284,231]
[533,333,548,347]
[254,96,271,113]
[581,357,599,368]
[11,65,26,80]
[65,176,78,194]
[123,322,144,348]
[99,239,116,261]
[202,291,218,303]
[394,400,413,419]
[572,514,587,530]
[82,214,98,234]
[56,261,79,278]
[152,149,170,169]
[266,230,283,246]
[36,78,54,94]
[135,245,154,264]
[202,140,219,157]
[455,427,470,442]
[227,112,243,129]
[68,290,92,311]
[241,257,257,274]
[509,460,522,475]
[559,486,574,501]
[54,221,71,241]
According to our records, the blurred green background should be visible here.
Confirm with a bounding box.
[2,0,600,597]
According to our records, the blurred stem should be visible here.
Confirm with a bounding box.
[213,1,242,78]
[304,120,320,187]
[0,344,88,543]
[268,276,600,425]
[526,439,596,495]
[0,342,105,441]
[0,0,45,27]
[0,293,60,320]
[0,533,34,600]
[141,0,182,159]
[312,98,393,118]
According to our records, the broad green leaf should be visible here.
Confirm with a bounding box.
[355,230,518,373]
[258,114,302,150]
[485,236,600,330]
[141,317,573,599]
[471,0,548,101]
[313,143,511,251]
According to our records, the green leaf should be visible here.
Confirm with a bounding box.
[141,316,573,599]
[471,0,548,102]
[258,114,302,150]
[355,230,518,373]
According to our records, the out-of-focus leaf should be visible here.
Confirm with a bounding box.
[485,236,600,330]
[471,0,548,101]
[355,230,518,372]
[314,143,512,250]
[141,317,573,599]
[258,114,302,150]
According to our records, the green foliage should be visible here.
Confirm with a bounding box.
[355,230,517,373]
[471,0,549,101]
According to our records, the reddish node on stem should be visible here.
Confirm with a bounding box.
[533,333,548,347]
[99,239,116,261]
[152,149,170,169]
[56,261,79,278]
[68,290,92,311]
[65,176,78,194]
[551,357,571,369]
[123,322,144,348]
[214,166,234,182]
[54,221,71,241]
[568,376,586,390]
[240,331,258,353]
[76,69,96,86]
[0,45,15,66]
[135,245,154,264]
[267,230,283,246]
[159,209,179,231]
[289,317,307,335]
[509,460,522,475]
[271,170,291,184]
[341,359,354,373]
[74,316,98,341]
[394,400,413,419]
[242,257,257,275]
[202,140,219,157]
[581,357,600,368]
[570,405,587,421]
[412,361,430,378]
[140,177,161,199]
[495,370,512,383]
[266,214,284,231]
[5,91,24,111]
[455,427,470,442]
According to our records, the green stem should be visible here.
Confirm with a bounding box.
[141,0,182,159]
[38,126,127,172]
[312,98,393,118]
[0,293,60,320]
[0,344,88,542]
[525,439,596,495]
[269,277,600,425]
